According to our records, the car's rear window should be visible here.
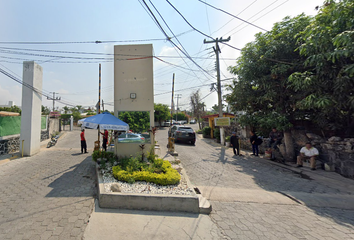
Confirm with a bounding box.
[178,127,193,132]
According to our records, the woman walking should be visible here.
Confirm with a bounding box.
[250,131,259,156]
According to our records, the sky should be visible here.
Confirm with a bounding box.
[0,0,325,112]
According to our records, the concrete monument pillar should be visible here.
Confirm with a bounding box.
[20,61,43,156]
[70,116,73,131]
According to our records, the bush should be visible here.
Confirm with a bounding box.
[225,136,231,142]
[92,150,115,162]
[214,128,220,140]
[196,129,202,134]
[202,127,211,136]
[112,160,180,186]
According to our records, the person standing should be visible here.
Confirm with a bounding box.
[80,129,88,154]
[101,129,109,151]
[296,142,319,170]
[230,132,241,156]
[250,131,259,156]
[268,127,283,150]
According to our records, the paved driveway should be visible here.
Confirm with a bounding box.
[0,129,98,240]
[155,126,354,240]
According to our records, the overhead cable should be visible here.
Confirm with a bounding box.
[197,0,268,32]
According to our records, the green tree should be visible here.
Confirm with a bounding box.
[119,111,150,133]
[154,103,170,127]
[190,90,205,130]
[0,105,22,115]
[63,106,69,114]
[172,112,187,121]
[226,14,312,160]
[289,0,354,135]
[76,105,83,112]
[211,104,226,114]
[41,105,50,115]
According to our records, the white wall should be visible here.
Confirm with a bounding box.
[20,61,43,156]
[113,44,154,156]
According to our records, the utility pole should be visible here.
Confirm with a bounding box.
[170,73,175,127]
[204,36,230,146]
[175,94,182,121]
[47,92,61,112]
[98,63,101,144]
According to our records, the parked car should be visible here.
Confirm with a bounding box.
[169,126,196,145]
[190,119,196,124]
[180,120,187,124]
[163,121,171,127]
[118,133,145,143]
[172,121,181,126]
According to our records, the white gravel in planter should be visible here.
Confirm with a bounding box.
[100,163,194,195]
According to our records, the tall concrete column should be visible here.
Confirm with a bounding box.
[20,61,43,156]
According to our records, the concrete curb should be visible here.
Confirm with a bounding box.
[96,165,201,213]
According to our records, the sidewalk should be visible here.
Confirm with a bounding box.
[197,133,354,196]
[0,131,66,166]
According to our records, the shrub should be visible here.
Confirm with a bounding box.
[214,128,220,140]
[202,127,211,136]
[196,129,202,134]
[225,136,231,142]
[112,160,181,186]
[92,150,115,162]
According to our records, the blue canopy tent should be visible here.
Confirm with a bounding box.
[78,112,129,131]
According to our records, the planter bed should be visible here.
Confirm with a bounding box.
[96,163,205,213]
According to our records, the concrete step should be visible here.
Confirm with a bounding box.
[197,186,296,205]
[280,191,354,209]
[198,194,212,214]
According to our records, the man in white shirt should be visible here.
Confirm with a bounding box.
[296,142,319,170]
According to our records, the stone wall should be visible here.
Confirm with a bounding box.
[0,135,20,154]
[319,137,354,178]
[0,129,50,155]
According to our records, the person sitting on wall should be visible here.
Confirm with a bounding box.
[296,142,319,170]
[268,127,283,150]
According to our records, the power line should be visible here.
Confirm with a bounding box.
[211,0,259,35]
[223,0,282,37]
[140,0,216,80]
[197,0,268,32]
[165,0,242,51]
[0,39,167,45]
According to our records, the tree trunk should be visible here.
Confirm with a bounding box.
[283,130,295,161]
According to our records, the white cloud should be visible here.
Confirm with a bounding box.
[0,84,22,107]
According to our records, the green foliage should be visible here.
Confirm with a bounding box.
[41,105,50,115]
[196,129,203,134]
[86,111,96,115]
[289,0,354,132]
[92,150,115,162]
[0,105,21,115]
[118,111,150,133]
[172,112,187,121]
[60,114,72,120]
[213,128,220,140]
[63,106,69,114]
[154,103,170,126]
[225,136,231,142]
[111,149,180,185]
[112,160,180,186]
[226,14,312,132]
[202,127,211,136]
[72,111,82,121]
